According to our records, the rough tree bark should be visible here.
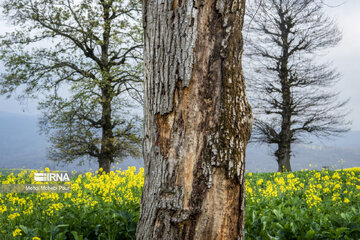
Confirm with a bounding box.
[99,79,115,173]
[137,0,252,239]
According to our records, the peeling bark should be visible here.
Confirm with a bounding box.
[137,0,252,239]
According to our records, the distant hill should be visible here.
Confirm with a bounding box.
[246,132,360,172]
[0,111,359,173]
[0,112,48,169]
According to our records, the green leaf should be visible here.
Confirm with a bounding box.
[55,224,69,230]
[19,225,29,235]
[274,223,284,230]
[305,229,316,239]
[272,209,283,219]
[55,232,67,240]
[71,231,83,240]
[335,227,348,236]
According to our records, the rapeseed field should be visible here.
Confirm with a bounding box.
[0,167,359,239]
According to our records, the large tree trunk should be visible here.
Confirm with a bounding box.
[137,1,252,239]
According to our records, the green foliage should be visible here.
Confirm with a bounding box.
[245,169,360,240]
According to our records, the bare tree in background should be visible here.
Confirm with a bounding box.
[244,0,350,172]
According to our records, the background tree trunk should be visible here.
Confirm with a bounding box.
[137,1,252,239]
[276,144,292,172]
[99,82,114,173]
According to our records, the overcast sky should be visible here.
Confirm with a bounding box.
[324,0,360,130]
[0,0,359,130]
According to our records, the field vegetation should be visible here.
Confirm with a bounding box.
[0,167,359,239]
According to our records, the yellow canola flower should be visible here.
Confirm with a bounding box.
[0,205,7,214]
[8,212,20,220]
[340,167,360,171]
[12,228,22,237]
[287,172,295,179]
[332,172,341,179]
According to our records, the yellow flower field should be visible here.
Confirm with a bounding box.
[0,167,143,240]
[0,167,359,239]
[245,169,360,239]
